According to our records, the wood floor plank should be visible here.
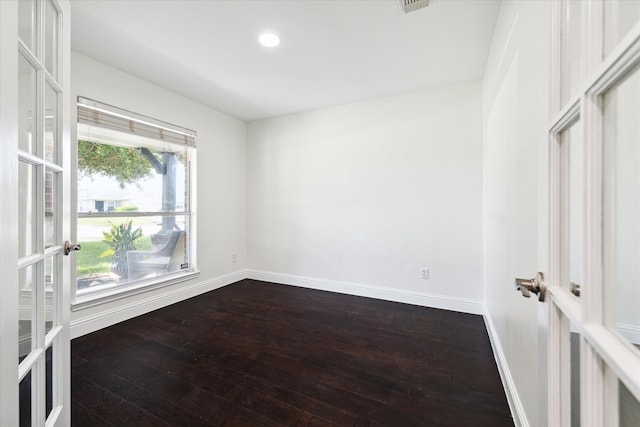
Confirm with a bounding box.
[72,400,115,427]
[72,372,170,426]
[72,279,513,426]
[134,393,218,427]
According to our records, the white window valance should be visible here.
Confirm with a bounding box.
[77,96,196,148]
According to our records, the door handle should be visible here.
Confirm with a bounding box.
[63,241,81,256]
[514,272,546,302]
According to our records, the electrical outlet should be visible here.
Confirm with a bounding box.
[232,253,237,263]
[420,268,429,279]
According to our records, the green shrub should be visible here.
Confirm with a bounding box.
[100,220,143,261]
[115,204,139,212]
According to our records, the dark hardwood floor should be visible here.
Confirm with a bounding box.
[71,279,513,426]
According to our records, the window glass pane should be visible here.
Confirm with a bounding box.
[19,265,36,361]
[603,66,640,354]
[18,0,35,52]
[570,324,581,427]
[560,120,583,298]
[561,0,583,105]
[44,169,58,250]
[46,346,53,418]
[45,255,58,335]
[44,0,58,78]
[19,371,32,427]
[76,216,189,293]
[620,379,640,427]
[45,82,59,164]
[19,54,37,156]
[77,141,189,214]
[19,161,38,259]
[605,1,640,57]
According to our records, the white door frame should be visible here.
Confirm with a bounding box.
[60,0,72,424]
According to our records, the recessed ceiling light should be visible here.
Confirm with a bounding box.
[258,32,280,48]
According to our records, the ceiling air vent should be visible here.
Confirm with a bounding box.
[400,0,429,13]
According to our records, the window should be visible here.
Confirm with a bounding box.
[74,97,196,303]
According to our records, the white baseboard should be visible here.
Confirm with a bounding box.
[247,270,483,314]
[70,270,247,339]
[484,309,527,427]
[70,269,483,339]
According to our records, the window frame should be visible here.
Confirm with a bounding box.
[71,97,198,309]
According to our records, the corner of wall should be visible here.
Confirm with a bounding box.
[248,270,484,315]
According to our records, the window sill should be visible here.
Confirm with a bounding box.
[71,270,200,311]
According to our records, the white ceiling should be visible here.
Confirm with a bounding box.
[70,0,501,122]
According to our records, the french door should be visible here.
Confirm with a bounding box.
[546,0,640,425]
[1,0,71,426]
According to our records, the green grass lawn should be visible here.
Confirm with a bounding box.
[77,236,153,276]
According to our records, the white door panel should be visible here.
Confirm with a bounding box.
[1,0,71,426]
[532,1,640,426]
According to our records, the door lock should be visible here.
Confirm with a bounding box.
[515,272,546,302]
[63,241,81,256]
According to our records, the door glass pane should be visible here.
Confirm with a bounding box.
[18,0,35,52]
[603,66,640,353]
[560,120,583,297]
[19,161,38,259]
[45,82,58,164]
[19,54,37,156]
[620,380,640,427]
[561,0,583,105]
[44,169,58,250]
[44,0,58,78]
[46,346,53,418]
[45,255,57,335]
[570,325,581,427]
[19,372,32,427]
[19,265,36,361]
[605,1,640,57]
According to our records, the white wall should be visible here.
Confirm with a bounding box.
[247,82,484,312]
[482,1,550,426]
[70,52,247,336]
